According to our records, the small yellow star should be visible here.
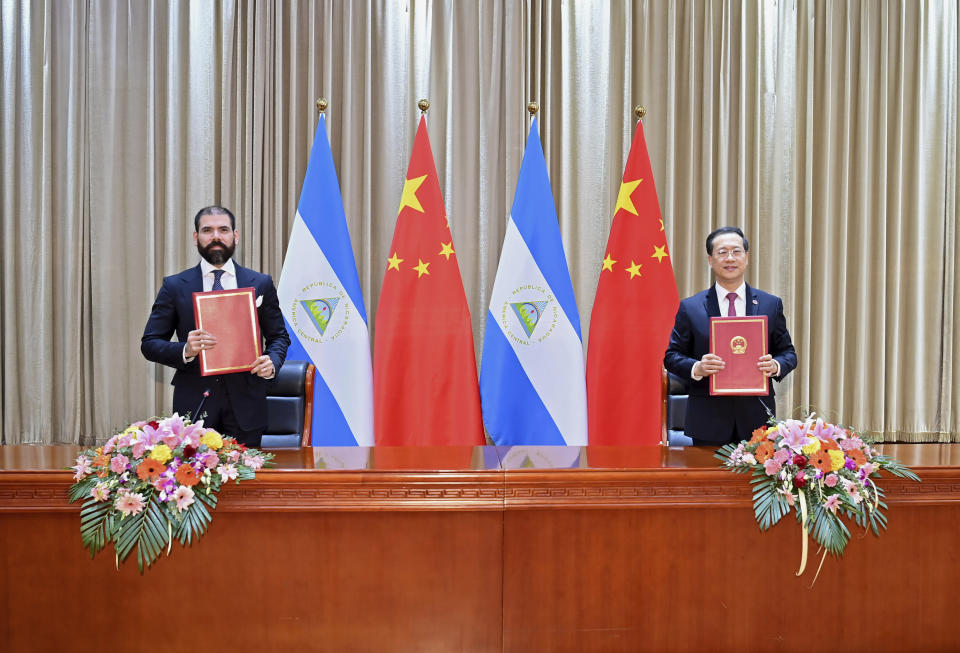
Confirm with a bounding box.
[615,178,643,216]
[387,252,403,271]
[651,245,668,263]
[601,253,617,272]
[659,218,664,231]
[398,174,428,215]
[626,260,643,279]
[413,258,430,277]
[439,242,455,260]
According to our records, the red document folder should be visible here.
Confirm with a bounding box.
[193,288,262,376]
[709,316,768,395]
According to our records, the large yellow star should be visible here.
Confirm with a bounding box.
[438,242,455,260]
[413,258,430,277]
[601,253,617,272]
[387,252,403,271]
[626,260,643,279]
[615,178,643,216]
[651,245,668,263]
[398,174,428,215]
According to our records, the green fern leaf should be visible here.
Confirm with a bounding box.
[69,477,99,503]
[79,498,112,557]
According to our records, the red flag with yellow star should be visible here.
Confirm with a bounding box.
[373,116,485,445]
[586,119,679,445]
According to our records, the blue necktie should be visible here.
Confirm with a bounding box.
[212,269,225,291]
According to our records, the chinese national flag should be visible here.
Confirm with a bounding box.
[373,116,485,445]
[586,119,680,445]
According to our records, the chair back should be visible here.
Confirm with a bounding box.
[661,367,692,446]
[261,360,315,448]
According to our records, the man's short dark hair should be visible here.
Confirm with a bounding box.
[194,205,236,232]
[706,226,749,255]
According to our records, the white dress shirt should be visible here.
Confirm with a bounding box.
[200,258,238,291]
[716,281,746,318]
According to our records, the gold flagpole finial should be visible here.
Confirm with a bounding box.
[317,98,328,113]
[418,99,430,113]
[635,105,646,120]
[527,101,539,116]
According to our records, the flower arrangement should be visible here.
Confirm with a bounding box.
[716,416,920,578]
[69,414,273,572]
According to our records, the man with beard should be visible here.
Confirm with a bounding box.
[141,205,290,447]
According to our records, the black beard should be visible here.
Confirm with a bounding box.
[198,240,235,266]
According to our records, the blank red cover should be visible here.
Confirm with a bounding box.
[709,316,768,395]
[193,288,262,376]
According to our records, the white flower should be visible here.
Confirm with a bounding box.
[217,463,239,483]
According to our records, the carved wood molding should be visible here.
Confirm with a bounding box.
[2,469,958,512]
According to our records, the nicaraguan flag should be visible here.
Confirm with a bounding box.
[479,118,588,445]
[277,114,374,445]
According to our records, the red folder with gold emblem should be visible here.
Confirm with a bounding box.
[193,288,262,376]
[709,316,768,395]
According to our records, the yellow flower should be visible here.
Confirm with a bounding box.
[802,439,821,455]
[201,430,223,451]
[150,444,172,463]
[828,449,845,471]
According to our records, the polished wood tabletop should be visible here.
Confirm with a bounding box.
[2,443,958,652]
[4,442,957,472]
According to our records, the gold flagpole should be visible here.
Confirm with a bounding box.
[635,105,646,122]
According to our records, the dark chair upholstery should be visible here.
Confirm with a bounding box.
[661,367,692,447]
[260,360,315,448]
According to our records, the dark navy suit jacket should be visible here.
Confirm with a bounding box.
[663,284,797,444]
[141,263,290,432]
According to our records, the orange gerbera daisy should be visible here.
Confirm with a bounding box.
[174,464,201,487]
[820,439,841,451]
[755,441,775,463]
[810,450,834,474]
[136,458,165,481]
[93,453,111,469]
[749,427,768,445]
[847,449,867,467]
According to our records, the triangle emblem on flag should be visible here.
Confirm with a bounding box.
[510,300,549,338]
[300,297,340,336]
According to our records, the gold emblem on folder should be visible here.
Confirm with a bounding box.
[730,336,747,355]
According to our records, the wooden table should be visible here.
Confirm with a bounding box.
[2,444,958,652]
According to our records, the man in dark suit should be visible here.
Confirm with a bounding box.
[141,205,290,447]
[664,226,797,446]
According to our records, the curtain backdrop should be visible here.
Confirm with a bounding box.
[1,0,957,444]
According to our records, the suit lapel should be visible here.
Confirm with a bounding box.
[234,263,255,290]
[745,284,757,315]
[181,264,204,294]
[705,286,721,317]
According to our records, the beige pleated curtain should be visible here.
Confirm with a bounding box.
[1,0,957,444]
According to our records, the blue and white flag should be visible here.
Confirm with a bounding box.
[479,119,588,445]
[277,114,374,445]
